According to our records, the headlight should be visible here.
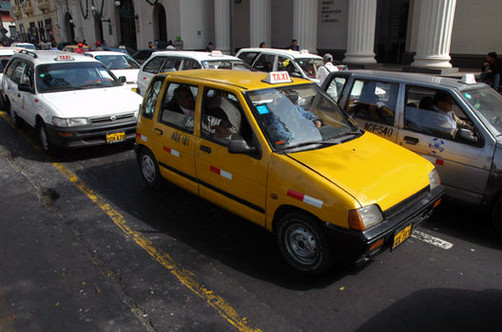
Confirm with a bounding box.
[429,169,441,190]
[348,204,384,231]
[52,117,90,127]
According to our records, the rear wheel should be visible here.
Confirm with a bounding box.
[492,197,502,235]
[275,212,333,274]
[7,99,23,128]
[139,148,162,188]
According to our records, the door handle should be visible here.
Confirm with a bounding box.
[154,128,163,135]
[404,136,419,145]
[200,145,211,153]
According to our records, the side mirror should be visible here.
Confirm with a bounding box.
[119,76,127,83]
[457,128,478,143]
[18,83,34,93]
[228,137,256,154]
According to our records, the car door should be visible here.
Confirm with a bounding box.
[16,61,37,126]
[397,85,495,204]
[138,56,165,95]
[152,80,199,195]
[4,59,27,119]
[341,78,400,142]
[195,86,269,227]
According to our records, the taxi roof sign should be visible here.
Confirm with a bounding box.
[460,73,477,84]
[300,49,310,54]
[263,71,293,84]
[210,50,223,57]
[55,54,75,61]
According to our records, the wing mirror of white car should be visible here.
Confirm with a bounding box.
[119,76,127,83]
[457,128,478,143]
[18,83,35,94]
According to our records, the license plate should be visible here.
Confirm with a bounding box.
[106,132,126,144]
[392,224,413,250]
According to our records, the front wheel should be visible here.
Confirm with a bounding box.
[139,148,162,188]
[492,197,502,235]
[275,212,333,274]
[38,121,58,156]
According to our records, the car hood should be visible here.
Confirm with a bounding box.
[111,69,140,84]
[40,87,143,118]
[286,133,433,211]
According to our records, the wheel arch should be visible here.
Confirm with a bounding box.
[271,204,324,234]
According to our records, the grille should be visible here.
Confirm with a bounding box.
[91,113,135,124]
[383,186,430,220]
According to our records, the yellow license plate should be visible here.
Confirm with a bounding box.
[392,224,412,250]
[106,132,126,143]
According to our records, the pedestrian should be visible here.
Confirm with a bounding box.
[166,40,176,50]
[118,41,126,49]
[206,42,215,52]
[316,53,339,85]
[74,42,86,54]
[94,41,103,51]
[479,51,501,91]
[288,39,299,51]
[148,41,155,49]
[49,41,59,50]
[259,41,266,48]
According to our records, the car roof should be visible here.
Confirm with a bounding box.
[149,50,240,61]
[237,48,323,60]
[0,47,18,55]
[343,69,485,90]
[13,50,100,65]
[86,51,129,56]
[161,69,312,90]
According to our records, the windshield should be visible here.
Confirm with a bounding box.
[94,54,139,70]
[201,60,250,70]
[247,84,360,151]
[294,58,324,79]
[36,62,122,93]
[462,87,502,135]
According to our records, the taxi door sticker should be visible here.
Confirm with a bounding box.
[163,146,180,157]
[363,122,394,138]
[210,166,232,180]
[287,189,324,209]
[428,137,445,155]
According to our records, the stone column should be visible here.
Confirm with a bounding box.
[293,0,318,53]
[250,0,271,48]
[343,0,377,65]
[214,0,231,53]
[411,0,457,69]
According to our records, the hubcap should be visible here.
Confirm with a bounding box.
[284,223,319,265]
[141,155,156,183]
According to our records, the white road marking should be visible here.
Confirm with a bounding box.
[412,230,453,250]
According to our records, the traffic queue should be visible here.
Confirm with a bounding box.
[1,45,500,273]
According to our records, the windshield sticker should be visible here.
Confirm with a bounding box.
[429,137,445,155]
[256,105,269,115]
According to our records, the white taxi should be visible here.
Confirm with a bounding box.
[85,51,140,91]
[2,50,143,154]
[136,50,252,95]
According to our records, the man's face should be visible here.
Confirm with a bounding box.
[437,97,453,113]
[178,89,194,110]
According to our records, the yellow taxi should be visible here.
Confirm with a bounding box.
[135,70,443,274]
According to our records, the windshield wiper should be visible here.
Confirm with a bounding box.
[280,140,337,152]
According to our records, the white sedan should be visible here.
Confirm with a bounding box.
[85,51,140,91]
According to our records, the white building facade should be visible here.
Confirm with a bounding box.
[14,0,502,69]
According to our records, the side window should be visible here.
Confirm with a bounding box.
[201,88,254,148]
[404,86,477,142]
[325,76,347,102]
[238,52,259,65]
[277,56,301,77]
[11,61,27,84]
[161,58,182,72]
[254,53,275,72]
[141,76,164,118]
[143,57,164,74]
[159,82,198,133]
[183,59,201,70]
[5,59,18,78]
[20,63,33,87]
[345,79,397,125]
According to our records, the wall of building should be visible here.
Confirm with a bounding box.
[316,0,348,52]
[232,0,250,51]
[271,0,292,48]
[180,0,213,50]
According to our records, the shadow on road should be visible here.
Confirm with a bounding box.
[356,288,502,331]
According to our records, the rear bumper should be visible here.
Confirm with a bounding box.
[46,120,137,149]
[324,185,444,263]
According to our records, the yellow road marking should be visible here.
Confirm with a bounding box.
[0,111,261,332]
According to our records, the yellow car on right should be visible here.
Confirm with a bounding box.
[135,70,443,274]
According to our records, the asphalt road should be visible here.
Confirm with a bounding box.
[1,111,501,331]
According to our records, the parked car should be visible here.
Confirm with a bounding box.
[0,47,19,105]
[322,69,502,233]
[135,69,443,274]
[136,50,252,95]
[10,42,37,50]
[131,49,158,65]
[2,50,143,154]
[236,48,346,84]
[85,51,140,91]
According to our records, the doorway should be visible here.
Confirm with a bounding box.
[117,0,137,49]
[153,3,167,46]
[375,0,409,64]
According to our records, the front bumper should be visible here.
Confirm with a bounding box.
[45,120,137,149]
[324,185,444,264]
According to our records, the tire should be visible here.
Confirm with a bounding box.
[492,197,502,235]
[7,100,23,129]
[275,212,333,274]
[139,148,162,188]
[38,121,58,156]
